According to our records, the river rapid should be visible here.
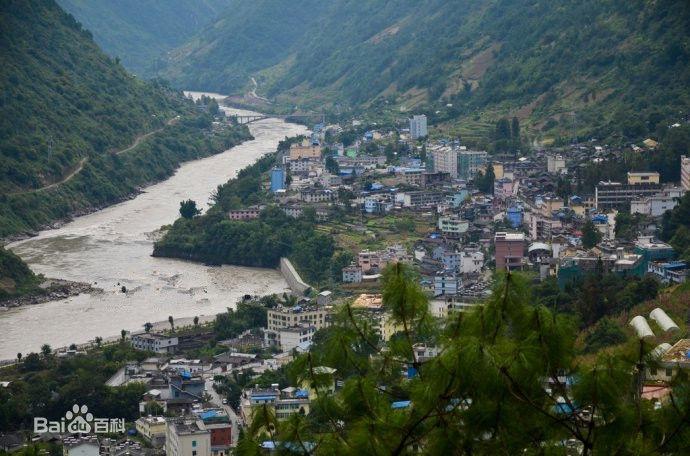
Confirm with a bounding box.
[0,93,308,360]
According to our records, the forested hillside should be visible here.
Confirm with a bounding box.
[0,0,251,237]
[158,0,690,140]
[56,0,232,76]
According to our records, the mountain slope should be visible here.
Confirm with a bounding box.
[0,0,251,237]
[56,0,233,76]
[159,0,690,140]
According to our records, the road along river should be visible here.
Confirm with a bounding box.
[0,93,308,359]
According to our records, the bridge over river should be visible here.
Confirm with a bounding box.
[231,112,325,125]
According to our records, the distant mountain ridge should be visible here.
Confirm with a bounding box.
[56,0,233,76]
[155,0,690,140]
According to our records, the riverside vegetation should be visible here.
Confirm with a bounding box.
[153,137,336,285]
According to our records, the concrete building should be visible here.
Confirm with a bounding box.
[401,191,444,208]
[627,171,660,185]
[547,155,566,174]
[681,155,690,191]
[299,189,334,203]
[459,251,484,274]
[595,181,662,209]
[135,416,167,446]
[265,324,316,352]
[194,410,232,456]
[494,232,525,270]
[227,207,262,220]
[270,167,286,192]
[342,264,363,283]
[131,333,179,354]
[437,215,469,237]
[63,436,100,456]
[434,270,461,297]
[165,419,211,456]
[630,193,679,217]
[364,195,393,214]
[289,141,321,160]
[409,114,428,139]
[430,146,458,178]
[458,150,488,179]
[267,305,332,333]
[240,386,310,427]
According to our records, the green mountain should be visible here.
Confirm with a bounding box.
[0,0,251,237]
[56,0,233,76]
[158,0,690,140]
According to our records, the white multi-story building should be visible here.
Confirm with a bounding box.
[409,115,428,139]
[165,419,211,456]
[131,333,179,354]
[547,155,566,174]
[434,271,461,297]
[342,265,363,283]
[430,145,458,179]
[437,215,469,237]
[459,251,484,274]
[681,155,690,191]
[265,324,316,352]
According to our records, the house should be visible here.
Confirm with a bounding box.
[459,251,484,274]
[194,409,232,456]
[647,339,690,382]
[437,215,469,237]
[240,385,310,427]
[135,416,167,446]
[494,232,525,270]
[265,324,316,352]
[299,189,334,203]
[165,418,211,456]
[228,207,262,221]
[63,435,100,456]
[434,270,461,297]
[131,333,179,354]
[342,264,363,283]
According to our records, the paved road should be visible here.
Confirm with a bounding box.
[205,376,241,446]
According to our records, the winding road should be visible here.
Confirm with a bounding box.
[11,116,178,195]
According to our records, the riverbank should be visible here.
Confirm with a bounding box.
[0,279,101,310]
[0,100,306,360]
[0,112,252,240]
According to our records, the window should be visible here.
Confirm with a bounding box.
[666,368,673,377]
[192,452,197,456]
[192,441,197,447]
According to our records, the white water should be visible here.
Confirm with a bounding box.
[0,93,308,359]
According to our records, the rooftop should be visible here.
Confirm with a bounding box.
[661,339,690,364]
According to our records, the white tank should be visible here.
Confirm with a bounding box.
[649,308,680,333]
[629,316,655,339]
[649,342,672,360]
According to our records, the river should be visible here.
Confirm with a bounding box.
[0,92,308,360]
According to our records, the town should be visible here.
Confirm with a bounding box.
[3,107,690,455]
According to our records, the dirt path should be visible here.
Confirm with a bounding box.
[11,117,178,195]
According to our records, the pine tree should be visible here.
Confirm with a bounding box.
[236,266,690,454]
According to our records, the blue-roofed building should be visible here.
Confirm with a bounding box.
[506,206,523,228]
[392,400,412,409]
[270,167,286,192]
[241,385,311,427]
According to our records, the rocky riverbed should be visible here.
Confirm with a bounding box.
[0,279,100,309]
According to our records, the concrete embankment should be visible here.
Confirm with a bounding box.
[279,257,311,295]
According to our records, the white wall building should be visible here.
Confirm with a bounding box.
[165,419,211,456]
[547,155,566,174]
[409,115,428,139]
[459,251,484,274]
[682,155,690,191]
